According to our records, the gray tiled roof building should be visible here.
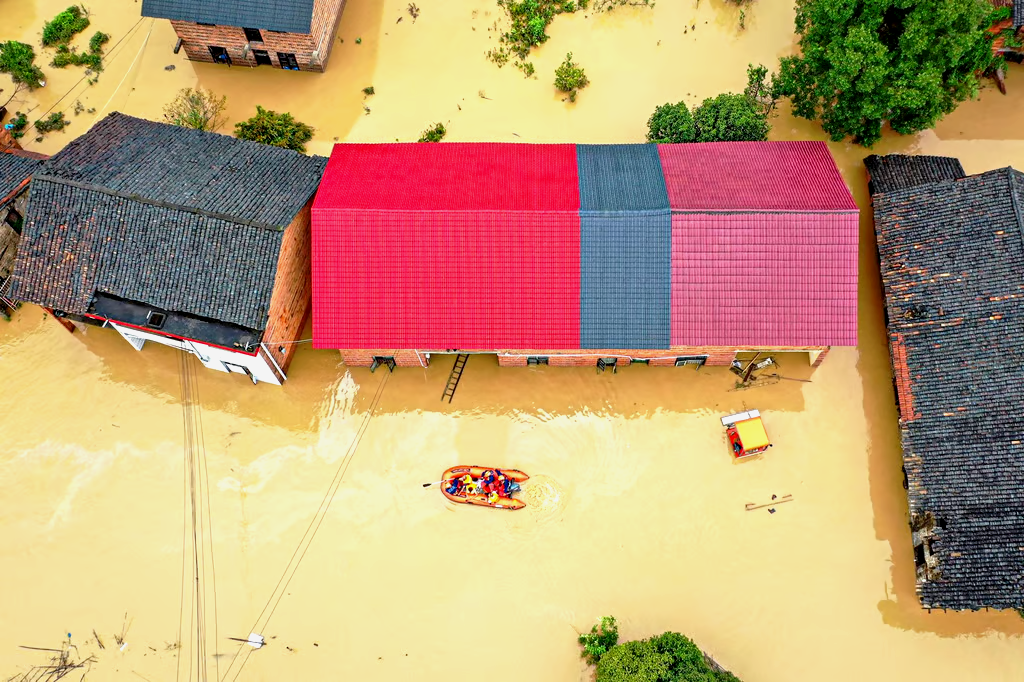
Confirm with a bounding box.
[870,154,1024,609]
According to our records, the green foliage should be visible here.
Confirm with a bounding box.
[596,640,672,682]
[0,41,45,89]
[34,111,69,134]
[235,106,315,152]
[578,616,619,665]
[163,87,227,132]
[776,0,1001,146]
[51,44,103,71]
[646,101,695,143]
[42,5,91,47]
[88,31,109,53]
[8,111,28,139]
[418,122,446,142]
[693,92,769,142]
[496,0,580,61]
[554,52,589,102]
[593,630,743,682]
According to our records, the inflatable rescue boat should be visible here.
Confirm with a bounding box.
[441,466,529,510]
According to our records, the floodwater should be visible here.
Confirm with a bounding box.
[4,0,1024,680]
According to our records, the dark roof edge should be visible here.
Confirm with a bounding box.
[34,175,313,231]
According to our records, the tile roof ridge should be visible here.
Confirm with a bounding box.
[34,174,288,231]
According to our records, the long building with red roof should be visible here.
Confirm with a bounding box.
[311,141,858,370]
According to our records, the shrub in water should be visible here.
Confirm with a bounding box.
[0,41,45,88]
[646,101,695,143]
[234,106,315,152]
[554,52,589,102]
[43,5,91,47]
[578,615,619,665]
[418,122,446,143]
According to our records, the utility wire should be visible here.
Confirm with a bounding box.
[219,370,391,682]
[35,17,145,122]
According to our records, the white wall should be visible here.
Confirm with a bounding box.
[109,322,282,385]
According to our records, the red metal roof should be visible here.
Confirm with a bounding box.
[670,213,859,346]
[658,141,858,211]
[312,143,581,349]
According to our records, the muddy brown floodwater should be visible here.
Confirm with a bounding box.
[5,0,1024,680]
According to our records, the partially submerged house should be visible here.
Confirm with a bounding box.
[311,141,859,370]
[0,146,46,315]
[990,0,1024,91]
[10,112,327,385]
[867,153,1024,609]
[141,0,347,72]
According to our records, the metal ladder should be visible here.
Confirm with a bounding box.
[441,354,470,403]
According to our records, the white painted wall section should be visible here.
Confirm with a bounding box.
[110,322,282,385]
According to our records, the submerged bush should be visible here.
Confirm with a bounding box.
[43,5,91,47]
[554,52,589,102]
[0,41,45,88]
[578,616,619,665]
[692,92,768,142]
[163,87,228,132]
[418,122,446,142]
[646,101,695,143]
[235,106,315,152]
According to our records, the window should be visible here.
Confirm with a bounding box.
[277,52,300,70]
[208,46,231,65]
[243,27,263,42]
[370,356,396,373]
[4,208,23,235]
[675,355,707,369]
[146,311,167,329]
[526,356,548,366]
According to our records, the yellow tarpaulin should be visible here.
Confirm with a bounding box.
[735,417,770,450]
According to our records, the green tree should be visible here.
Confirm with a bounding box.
[578,616,619,665]
[235,106,315,151]
[646,101,695,143]
[776,0,1001,146]
[596,639,672,682]
[42,5,91,47]
[692,92,769,142]
[163,87,227,132]
[0,41,45,89]
[554,52,589,102]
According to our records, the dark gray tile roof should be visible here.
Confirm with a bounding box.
[0,151,42,202]
[10,112,326,330]
[872,165,1024,609]
[576,144,671,348]
[40,112,326,229]
[141,0,315,34]
[13,181,283,330]
[864,154,966,196]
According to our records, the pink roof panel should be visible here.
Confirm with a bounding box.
[657,141,858,211]
[670,212,859,346]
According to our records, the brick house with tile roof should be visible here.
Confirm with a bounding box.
[311,141,859,371]
[142,0,347,72]
[10,112,327,385]
[867,153,1024,609]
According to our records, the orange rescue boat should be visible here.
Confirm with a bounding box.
[441,465,529,510]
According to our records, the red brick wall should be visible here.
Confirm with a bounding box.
[260,200,313,377]
[169,0,345,73]
[336,346,831,369]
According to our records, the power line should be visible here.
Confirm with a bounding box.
[34,17,145,122]
[219,370,391,682]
